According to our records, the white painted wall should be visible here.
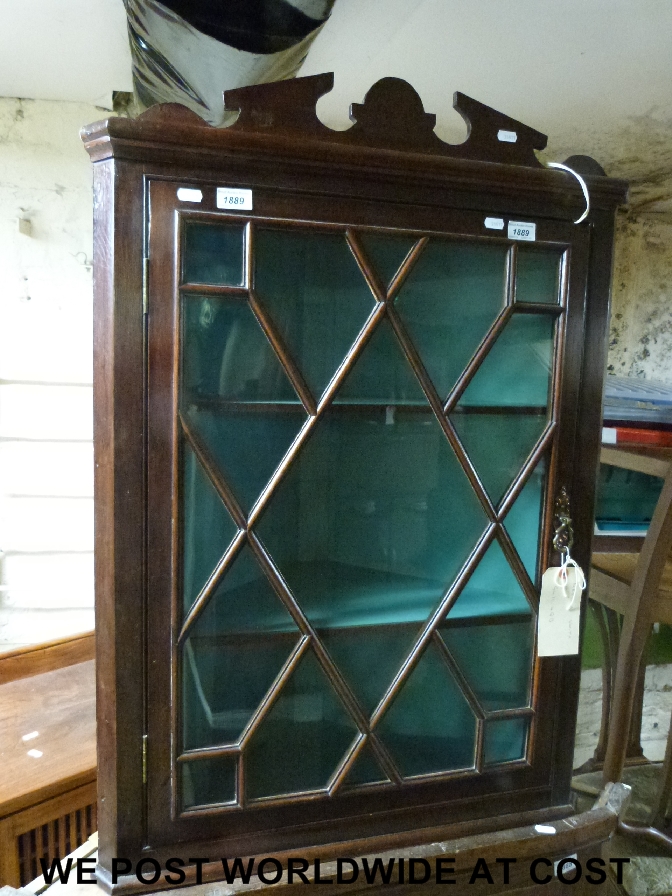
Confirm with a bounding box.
[0,97,102,650]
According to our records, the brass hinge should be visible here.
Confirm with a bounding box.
[142,734,148,785]
[142,256,149,315]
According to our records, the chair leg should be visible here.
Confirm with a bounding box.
[602,614,651,784]
[626,650,647,761]
[651,710,672,829]
[591,602,613,764]
[590,605,646,768]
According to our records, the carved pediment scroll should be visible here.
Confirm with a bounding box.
[220,73,548,167]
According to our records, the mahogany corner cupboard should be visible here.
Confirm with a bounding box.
[82,74,627,891]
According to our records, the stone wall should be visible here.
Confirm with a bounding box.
[608,212,672,384]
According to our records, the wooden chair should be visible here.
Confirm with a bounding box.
[589,444,672,845]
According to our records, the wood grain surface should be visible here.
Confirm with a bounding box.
[0,633,95,686]
[0,660,96,817]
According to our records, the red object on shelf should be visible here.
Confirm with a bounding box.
[602,426,672,447]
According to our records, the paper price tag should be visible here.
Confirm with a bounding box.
[508,221,536,241]
[537,566,583,656]
[217,187,253,210]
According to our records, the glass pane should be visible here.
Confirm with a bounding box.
[334,317,426,405]
[342,741,389,786]
[483,718,528,764]
[443,540,530,621]
[245,649,358,799]
[322,626,414,714]
[183,405,306,512]
[182,222,244,286]
[451,411,547,505]
[441,541,533,712]
[441,619,534,711]
[181,756,237,809]
[378,642,476,776]
[457,314,555,407]
[182,441,238,616]
[255,229,375,399]
[256,408,487,710]
[182,296,298,403]
[358,232,417,290]
[595,464,663,531]
[182,544,299,750]
[504,460,546,583]
[181,294,306,511]
[516,248,561,304]
[395,241,508,399]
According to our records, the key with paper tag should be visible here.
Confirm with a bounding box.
[538,565,584,656]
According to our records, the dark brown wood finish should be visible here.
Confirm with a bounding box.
[82,74,627,892]
[90,158,147,871]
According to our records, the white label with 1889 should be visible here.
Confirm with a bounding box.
[508,221,536,241]
[216,187,253,210]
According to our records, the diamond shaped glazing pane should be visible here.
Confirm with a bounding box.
[245,649,358,799]
[358,232,418,291]
[181,440,238,617]
[181,295,307,511]
[182,544,299,750]
[378,642,477,776]
[395,240,507,399]
[255,229,376,399]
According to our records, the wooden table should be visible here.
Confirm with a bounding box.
[0,659,96,887]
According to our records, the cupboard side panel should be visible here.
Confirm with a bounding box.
[572,210,618,567]
[551,209,618,801]
[93,159,147,867]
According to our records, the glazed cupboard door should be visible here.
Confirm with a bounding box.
[145,178,587,852]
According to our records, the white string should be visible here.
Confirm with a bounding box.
[547,162,591,224]
[554,549,586,610]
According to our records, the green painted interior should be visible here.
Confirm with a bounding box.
[343,741,389,787]
[377,642,477,776]
[181,755,237,809]
[457,313,555,407]
[483,717,529,765]
[245,649,358,799]
[359,232,418,290]
[177,225,558,806]
[452,412,548,505]
[182,544,299,750]
[516,248,562,304]
[395,240,507,399]
[504,461,546,584]
[183,222,245,286]
[182,442,238,615]
[255,228,376,399]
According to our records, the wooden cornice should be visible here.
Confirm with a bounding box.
[81,73,628,212]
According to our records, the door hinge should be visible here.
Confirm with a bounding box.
[142,256,149,315]
[142,734,148,785]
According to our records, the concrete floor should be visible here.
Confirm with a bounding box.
[573,666,672,896]
[574,663,672,768]
[574,664,672,769]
